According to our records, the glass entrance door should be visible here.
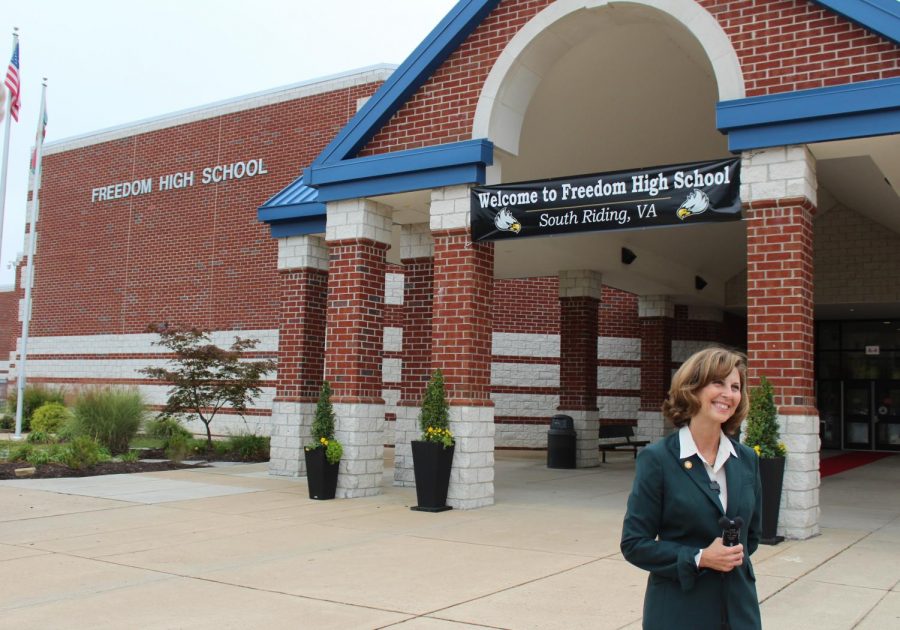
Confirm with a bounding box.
[874,381,900,451]
[817,381,842,449]
[843,381,872,449]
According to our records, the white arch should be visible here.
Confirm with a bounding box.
[472,0,745,155]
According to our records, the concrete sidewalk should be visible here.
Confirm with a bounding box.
[0,450,898,629]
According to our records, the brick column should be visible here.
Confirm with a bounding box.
[558,270,600,468]
[637,296,674,443]
[325,199,392,498]
[431,185,495,510]
[394,223,434,487]
[744,145,819,540]
[269,235,328,477]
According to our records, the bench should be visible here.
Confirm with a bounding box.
[598,424,649,463]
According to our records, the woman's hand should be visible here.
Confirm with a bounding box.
[698,537,744,572]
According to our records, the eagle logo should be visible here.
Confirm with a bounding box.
[494,207,522,234]
[676,189,710,220]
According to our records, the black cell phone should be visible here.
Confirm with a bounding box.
[718,516,743,547]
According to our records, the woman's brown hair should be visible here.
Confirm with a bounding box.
[661,347,749,435]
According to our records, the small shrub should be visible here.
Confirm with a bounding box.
[8,443,34,462]
[419,370,454,448]
[145,415,193,442]
[165,433,193,462]
[225,433,270,460]
[26,448,52,466]
[119,450,140,463]
[7,386,65,432]
[62,436,103,470]
[26,430,58,444]
[306,382,342,464]
[46,444,66,464]
[71,387,145,455]
[31,402,71,434]
[0,414,13,430]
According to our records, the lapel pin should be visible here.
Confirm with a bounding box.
[684,460,693,470]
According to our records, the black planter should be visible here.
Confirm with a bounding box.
[759,456,786,544]
[304,447,339,500]
[410,440,454,512]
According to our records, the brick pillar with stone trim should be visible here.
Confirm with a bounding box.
[394,224,434,487]
[324,199,392,498]
[269,235,328,477]
[558,270,600,467]
[637,296,674,443]
[430,184,495,510]
[743,145,819,540]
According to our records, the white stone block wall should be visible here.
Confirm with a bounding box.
[636,410,667,443]
[494,422,551,449]
[671,340,712,363]
[491,362,559,387]
[383,327,403,353]
[269,401,315,477]
[492,332,559,358]
[385,273,405,305]
[598,336,641,361]
[598,396,640,420]
[778,414,821,540]
[598,366,640,390]
[393,405,419,487]
[741,145,816,207]
[333,402,385,498]
[448,405,495,510]
[430,185,471,232]
[326,198,392,244]
[564,409,599,468]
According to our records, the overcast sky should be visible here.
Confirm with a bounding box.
[0,0,457,286]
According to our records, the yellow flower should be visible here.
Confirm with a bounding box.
[320,437,328,445]
[753,444,761,456]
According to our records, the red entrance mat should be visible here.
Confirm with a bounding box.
[820,452,894,478]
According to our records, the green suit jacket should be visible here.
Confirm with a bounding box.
[621,432,762,630]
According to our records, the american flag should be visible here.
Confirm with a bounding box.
[5,41,20,122]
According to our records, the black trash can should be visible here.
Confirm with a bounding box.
[547,414,576,469]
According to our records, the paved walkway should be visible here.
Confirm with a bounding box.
[0,450,898,629]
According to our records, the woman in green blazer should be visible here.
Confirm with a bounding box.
[621,347,762,630]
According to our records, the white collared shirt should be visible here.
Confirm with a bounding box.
[679,426,738,568]
[678,425,737,513]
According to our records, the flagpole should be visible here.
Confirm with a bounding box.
[0,28,19,270]
[13,78,45,441]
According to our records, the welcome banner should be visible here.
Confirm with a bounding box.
[470,158,741,242]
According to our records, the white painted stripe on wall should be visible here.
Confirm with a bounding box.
[19,329,279,356]
[492,333,560,358]
[598,396,640,419]
[491,392,559,417]
[598,366,640,390]
[491,362,559,388]
[598,336,641,361]
[672,340,710,363]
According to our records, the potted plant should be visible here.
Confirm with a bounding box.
[304,381,343,500]
[743,376,787,544]
[410,370,455,512]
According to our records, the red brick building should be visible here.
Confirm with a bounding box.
[3,1,899,539]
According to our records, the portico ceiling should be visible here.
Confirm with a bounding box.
[374,3,899,312]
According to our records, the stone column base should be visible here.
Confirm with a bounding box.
[448,405,495,510]
[333,403,385,498]
[268,401,315,477]
[778,414,820,540]
[559,409,599,468]
[636,410,669,444]
[393,405,418,487]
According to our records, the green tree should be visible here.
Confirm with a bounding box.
[307,381,342,464]
[140,326,276,448]
[419,370,453,448]
[743,376,786,458]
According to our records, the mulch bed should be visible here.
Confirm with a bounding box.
[0,460,207,480]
